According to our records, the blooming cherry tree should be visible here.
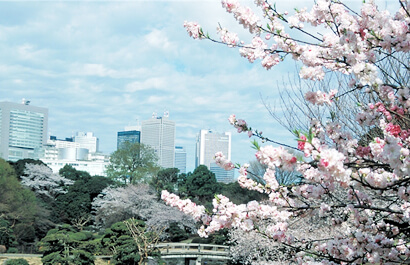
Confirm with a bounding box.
[92,184,196,240]
[164,0,410,264]
[21,163,73,198]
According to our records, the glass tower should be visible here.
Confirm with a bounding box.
[117,130,141,150]
[174,146,187,174]
[0,101,48,161]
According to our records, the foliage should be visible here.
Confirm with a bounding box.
[101,220,141,265]
[92,184,196,240]
[38,224,95,265]
[219,181,266,205]
[183,165,220,207]
[4,259,29,265]
[124,218,164,265]
[59,165,93,181]
[0,159,37,248]
[164,0,410,264]
[150,168,179,197]
[165,222,189,242]
[0,220,15,248]
[53,165,114,225]
[106,142,159,184]
[6,247,18,253]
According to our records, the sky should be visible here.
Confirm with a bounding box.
[0,0,397,173]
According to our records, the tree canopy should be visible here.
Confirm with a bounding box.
[0,159,38,248]
[106,142,159,184]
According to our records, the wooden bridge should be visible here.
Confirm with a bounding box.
[154,243,230,265]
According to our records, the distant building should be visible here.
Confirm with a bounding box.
[0,100,48,161]
[39,134,109,176]
[174,146,187,174]
[39,136,79,160]
[117,130,141,150]
[141,113,175,169]
[196,129,234,183]
[42,158,109,177]
[74,132,99,153]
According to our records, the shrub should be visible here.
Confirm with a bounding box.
[191,237,211,244]
[6,247,18,253]
[5,259,29,265]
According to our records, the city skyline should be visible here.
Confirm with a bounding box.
[0,1,318,172]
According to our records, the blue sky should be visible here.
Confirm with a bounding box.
[1,0,395,172]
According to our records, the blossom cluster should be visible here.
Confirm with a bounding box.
[172,0,410,264]
[214,151,235,170]
[228,114,253,137]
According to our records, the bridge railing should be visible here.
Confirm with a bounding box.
[154,243,229,256]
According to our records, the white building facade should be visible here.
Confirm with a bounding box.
[74,132,99,153]
[141,114,175,169]
[40,134,108,176]
[0,100,48,161]
[196,130,234,183]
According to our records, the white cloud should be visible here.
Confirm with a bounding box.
[0,0,311,171]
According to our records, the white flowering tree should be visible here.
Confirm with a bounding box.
[163,0,410,264]
[92,184,196,240]
[21,163,74,198]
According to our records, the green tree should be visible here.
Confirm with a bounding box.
[101,219,164,265]
[150,168,179,197]
[101,221,141,265]
[38,224,95,265]
[106,143,159,184]
[219,182,267,205]
[59,165,92,182]
[183,165,220,208]
[165,222,189,242]
[0,159,37,249]
[54,166,114,225]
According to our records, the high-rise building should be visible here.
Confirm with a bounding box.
[175,146,187,174]
[74,132,99,153]
[0,100,48,161]
[141,113,175,169]
[196,129,234,183]
[117,130,141,150]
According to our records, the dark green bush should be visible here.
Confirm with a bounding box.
[6,247,18,253]
[191,237,212,244]
[5,259,29,265]
[167,222,189,242]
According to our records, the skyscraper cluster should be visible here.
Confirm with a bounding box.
[0,100,235,182]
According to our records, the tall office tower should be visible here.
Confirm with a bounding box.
[0,100,48,161]
[174,146,187,174]
[141,113,175,169]
[196,129,234,183]
[117,128,141,150]
[74,132,99,153]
